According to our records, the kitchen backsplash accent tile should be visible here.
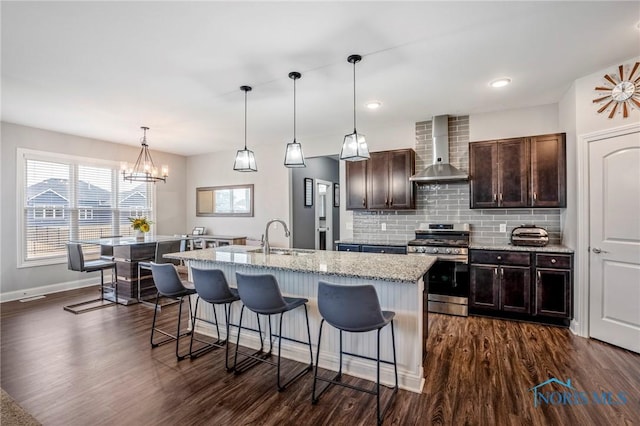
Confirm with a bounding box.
[352,115,563,245]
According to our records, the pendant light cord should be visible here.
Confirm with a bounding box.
[353,59,357,131]
[293,77,297,141]
[244,89,248,150]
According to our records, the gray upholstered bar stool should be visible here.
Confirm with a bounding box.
[312,281,398,425]
[189,267,240,370]
[64,243,118,314]
[149,263,196,360]
[138,239,183,302]
[233,272,313,391]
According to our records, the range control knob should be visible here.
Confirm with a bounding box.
[431,248,439,254]
[446,248,452,254]
[453,249,460,254]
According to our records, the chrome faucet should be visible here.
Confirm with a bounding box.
[264,219,290,254]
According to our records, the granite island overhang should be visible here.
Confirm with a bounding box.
[166,246,436,393]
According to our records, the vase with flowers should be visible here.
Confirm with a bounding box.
[129,217,153,241]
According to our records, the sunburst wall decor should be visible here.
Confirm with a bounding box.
[593,62,640,119]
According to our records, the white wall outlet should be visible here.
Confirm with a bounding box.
[500,223,507,233]
[381,223,387,231]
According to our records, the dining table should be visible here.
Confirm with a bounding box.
[71,235,189,304]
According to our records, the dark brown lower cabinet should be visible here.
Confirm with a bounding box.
[335,243,407,254]
[470,264,530,314]
[534,253,572,318]
[470,249,572,325]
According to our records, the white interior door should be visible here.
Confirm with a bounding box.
[588,129,640,353]
[314,179,333,250]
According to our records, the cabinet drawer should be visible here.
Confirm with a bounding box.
[536,253,571,269]
[336,244,360,252]
[361,245,407,255]
[470,250,530,266]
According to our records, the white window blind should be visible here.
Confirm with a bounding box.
[19,150,154,266]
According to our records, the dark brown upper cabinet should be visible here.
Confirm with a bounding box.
[530,133,566,207]
[345,160,368,210]
[469,133,566,209]
[469,138,528,208]
[346,148,415,210]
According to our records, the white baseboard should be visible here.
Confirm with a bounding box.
[0,277,100,303]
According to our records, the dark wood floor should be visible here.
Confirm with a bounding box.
[1,287,639,425]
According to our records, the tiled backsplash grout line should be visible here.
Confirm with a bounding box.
[352,116,562,245]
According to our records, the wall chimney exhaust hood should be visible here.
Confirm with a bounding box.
[409,115,468,183]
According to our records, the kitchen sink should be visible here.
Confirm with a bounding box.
[247,248,315,256]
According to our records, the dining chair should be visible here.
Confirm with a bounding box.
[63,243,118,314]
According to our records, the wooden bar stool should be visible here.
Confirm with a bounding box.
[312,281,398,425]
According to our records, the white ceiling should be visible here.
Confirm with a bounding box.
[2,1,639,157]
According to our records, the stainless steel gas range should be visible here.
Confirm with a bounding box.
[407,223,470,317]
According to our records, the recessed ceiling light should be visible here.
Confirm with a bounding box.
[366,101,382,109]
[490,78,512,88]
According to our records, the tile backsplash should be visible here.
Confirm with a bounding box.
[352,116,563,245]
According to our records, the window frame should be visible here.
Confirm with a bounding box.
[17,148,156,268]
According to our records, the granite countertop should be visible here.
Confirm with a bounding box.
[334,238,410,247]
[166,245,435,283]
[469,243,574,253]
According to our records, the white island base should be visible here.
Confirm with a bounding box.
[167,248,435,394]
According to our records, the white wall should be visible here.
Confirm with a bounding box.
[0,122,187,299]
[470,104,560,141]
[186,145,290,248]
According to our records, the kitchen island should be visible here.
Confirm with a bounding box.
[166,246,436,393]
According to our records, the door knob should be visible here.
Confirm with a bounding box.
[592,247,609,254]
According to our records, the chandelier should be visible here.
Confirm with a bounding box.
[121,126,168,183]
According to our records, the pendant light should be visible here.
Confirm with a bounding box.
[121,126,169,183]
[233,85,257,172]
[284,71,306,168]
[340,54,370,161]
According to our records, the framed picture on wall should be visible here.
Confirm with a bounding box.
[304,178,313,207]
[333,183,340,207]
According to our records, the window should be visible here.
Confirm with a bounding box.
[196,184,254,217]
[18,149,154,267]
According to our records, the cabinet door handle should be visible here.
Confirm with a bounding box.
[537,270,541,283]
[381,250,385,253]
[551,258,557,264]
[497,255,502,261]
[533,192,537,204]
[499,193,503,202]
[501,268,504,278]
[494,268,498,278]
[390,197,393,206]
[385,197,388,206]
[493,193,497,202]
[362,198,365,207]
